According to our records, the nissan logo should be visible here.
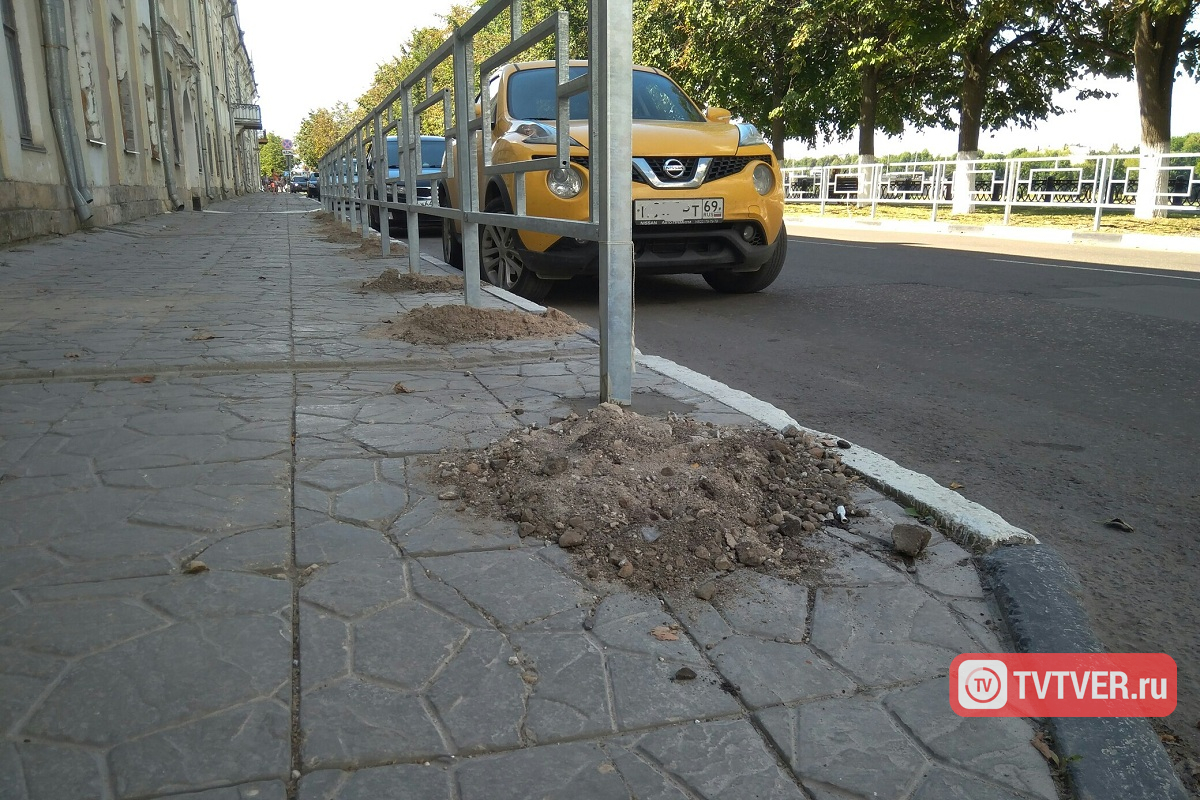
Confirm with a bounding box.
[662,158,687,179]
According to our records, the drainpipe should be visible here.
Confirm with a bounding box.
[147,0,185,210]
[38,0,93,223]
[185,0,211,200]
[221,8,237,193]
[202,0,223,196]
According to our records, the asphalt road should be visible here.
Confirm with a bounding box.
[496,225,1200,765]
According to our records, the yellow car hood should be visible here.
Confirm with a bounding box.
[567,120,742,157]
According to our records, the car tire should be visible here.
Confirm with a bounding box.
[439,185,463,269]
[479,195,553,302]
[368,205,380,231]
[703,224,787,294]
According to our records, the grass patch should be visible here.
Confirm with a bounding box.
[785,202,1200,236]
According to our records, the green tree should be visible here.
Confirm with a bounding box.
[636,0,830,161]
[1075,0,1200,152]
[1171,130,1200,150]
[294,103,355,169]
[1075,0,1200,215]
[260,133,286,177]
[823,0,946,161]
[933,0,1089,157]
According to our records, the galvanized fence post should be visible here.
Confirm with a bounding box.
[453,30,482,308]
[591,0,634,405]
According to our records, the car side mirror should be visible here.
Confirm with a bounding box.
[705,107,732,124]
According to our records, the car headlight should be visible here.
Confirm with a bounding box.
[752,163,774,195]
[737,123,766,147]
[514,122,584,147]
[547,166,583,199]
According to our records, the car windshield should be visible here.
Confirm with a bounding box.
[506,66,704,123]
[420,138,445,170]
[382,138,446,171]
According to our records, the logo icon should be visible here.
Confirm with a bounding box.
[662,158,687,179]
[958,659,1008,709]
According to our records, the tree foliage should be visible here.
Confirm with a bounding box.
[294,103,354,169]
[1074,0,1200,150]
[259,133,286,177]
[927,0,1093,155]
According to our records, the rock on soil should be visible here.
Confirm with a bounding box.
[436,403,863,593]
[373,304,583,345]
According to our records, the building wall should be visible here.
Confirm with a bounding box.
[0,0,259,245]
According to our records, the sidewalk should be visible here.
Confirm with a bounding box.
[0,193,1058,799]
[786,213,1200,254]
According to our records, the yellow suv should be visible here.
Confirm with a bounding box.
[440,61,787,301]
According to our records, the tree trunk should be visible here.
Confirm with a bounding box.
[953,50,987,214]
[858,66,878,204]
[1133,9,1185,218]
[771,115,785,162]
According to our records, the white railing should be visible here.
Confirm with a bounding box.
[782,152,1200,228]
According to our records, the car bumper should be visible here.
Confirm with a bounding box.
[521,222,776,279]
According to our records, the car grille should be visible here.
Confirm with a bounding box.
[567,155,770,185]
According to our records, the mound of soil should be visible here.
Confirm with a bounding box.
[373,304,583,345]
[361,268,463,294]
[437,403,865,593]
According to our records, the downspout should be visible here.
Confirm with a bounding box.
[147,0,184,210]
[185,0,211,200]
[38,0,93,224]
[221,8,238,194]
[202,0,222,196]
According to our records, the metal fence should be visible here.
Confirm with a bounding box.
[782,152,1200,228]
[317,0,635,404]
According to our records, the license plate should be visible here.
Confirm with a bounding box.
[634,198,723,224]
[416,196,433,206]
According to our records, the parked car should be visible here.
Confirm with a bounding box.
[306,172,320,199]
[440,60,786,301]
[289,173,309,194]
[365,135,446,232]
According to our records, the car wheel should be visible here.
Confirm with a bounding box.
[703,224,787,294]
[479,196,553,302]
[438,185,463,269]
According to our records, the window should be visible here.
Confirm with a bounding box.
[111,14,137,152]
[72,0,104,143]
[1,0,33,145]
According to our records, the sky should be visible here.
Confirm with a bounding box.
[235,0,1200,158]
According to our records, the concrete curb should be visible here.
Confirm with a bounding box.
[981,547,1188,800]
[785,214,1200,253]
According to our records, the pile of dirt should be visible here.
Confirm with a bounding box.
[373,304,583,345]
[436,403,866,593]
[348,240,409,260]
[313,216,364,246]
[361,268,463,294]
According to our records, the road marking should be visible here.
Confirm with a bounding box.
[202,209,320,215]
[990,259,1200,282]
[801,240,877,250]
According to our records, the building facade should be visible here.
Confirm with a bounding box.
[0,0,261,245]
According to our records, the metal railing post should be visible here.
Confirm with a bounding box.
[1093,156,1107,231]
[930,162,941,222]
[402,89,421,273]
[592,0,634,405]
[1003,159,1014,225]
[357,128,368,238]
[453,31,482,308]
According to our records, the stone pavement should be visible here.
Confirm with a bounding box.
[0,193,1057,799]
